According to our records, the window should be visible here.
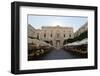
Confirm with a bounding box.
[44,33,46,38]
[57,33,59,38]
[64,34,65,37]
[37,33,39,39]
[51,34,52,37]
[69,34,71,37]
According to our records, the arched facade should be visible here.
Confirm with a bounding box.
[35,25,73,48]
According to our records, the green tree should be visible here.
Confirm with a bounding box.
[63,30,88,45]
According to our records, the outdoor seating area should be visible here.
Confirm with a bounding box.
[63,38,88,57]
[28,38,52,60]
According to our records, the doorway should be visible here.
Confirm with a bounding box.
[56,40,60,49]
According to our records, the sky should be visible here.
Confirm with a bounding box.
[28,15,87,32]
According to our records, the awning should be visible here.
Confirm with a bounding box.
[28,38,51,46]
[64,38,88,46]
[78,38,88,45]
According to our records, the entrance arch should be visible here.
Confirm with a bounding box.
[56,40,60,48]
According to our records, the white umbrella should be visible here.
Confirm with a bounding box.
[64,38,88,46]
[70,41,80,46]
[78,38,88,45]
[28,38,51,46]
[64,41,79,46]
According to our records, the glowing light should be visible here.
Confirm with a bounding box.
[51,20,62,26]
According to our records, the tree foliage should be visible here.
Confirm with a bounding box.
[63,31,88,45]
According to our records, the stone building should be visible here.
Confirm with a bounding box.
[28,21,87,48]
[34,25,73,48]
[28,24,36,39]
[74,22,88,37]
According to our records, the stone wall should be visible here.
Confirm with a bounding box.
[35,25,73,48]
[28,23,88,48]
[28,24,36,38]
[74,22,88,37]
